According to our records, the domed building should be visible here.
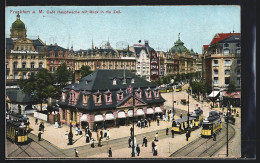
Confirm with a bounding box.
[6,14,48,87]
[167,33,196,75]
[10,13,27,39]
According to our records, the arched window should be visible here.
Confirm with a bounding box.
[113,79,117,85]
[30,62,35,68]
[39,62,43,68]
[22,62,26,68]
[224,69,230,75]
[13,62,18,68]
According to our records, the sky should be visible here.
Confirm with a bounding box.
[5,6,240,54]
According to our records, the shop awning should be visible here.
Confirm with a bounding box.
[128,110,134,117]
[136,109,144,116]
[208,91,220,97]
[94,114,104,122]
[118,111,126,118]
[155,107,162,113]
[80,114,87,122]
[146,108,154,114]
[222,91,241,98]
[105,113,115,120]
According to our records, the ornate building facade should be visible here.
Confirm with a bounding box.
[47,44,75,73]
[150,50,160,81]
[74,42,136,82]
[203,32,241,94]
[169,34,196,75]
[6,14,47,87]
[58,69,165,130]
[129,40,154,81]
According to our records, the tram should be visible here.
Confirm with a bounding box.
[7,112,30,132]
[6,119,28,144]
[175,85,182,92]
[189,107,204,128]
[201,110,222,137]
[172,116,197,134]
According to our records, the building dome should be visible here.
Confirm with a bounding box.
[11,14,25,30]
[170,33,188,54]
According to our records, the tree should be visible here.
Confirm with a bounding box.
[56,63,73,87]
[190,81,206,100]
[18,68,56,111]
[226,81,236,94]
[80,65,92,78]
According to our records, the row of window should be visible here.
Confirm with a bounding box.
[7,62,43,69]
[64,89,160,105]
[213,59,241,66]
[6,71,35,80]
[213,77,240,85]
[213,69,240,75]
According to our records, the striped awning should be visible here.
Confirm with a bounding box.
[128,109,134,117]
[80,114,87,122]
[155,107,162,113]
[146,108,154,114]
[94,114,104,122]
[105,113,115,120]
[136,109,144,116]
[118,111,126,118]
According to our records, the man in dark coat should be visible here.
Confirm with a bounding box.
[171,128,174,138]
[157,118,160,126]
[142,136,147,147]
[166,128,169,135]
[88,130,92,140]
[38,132,42,141]
[128,137,132,148]
[108,147,112,157]
[136,144,140,156]
[180,113,183,119]
[144,119,148,127]
[100,130,103,139]
[151,141,156,153]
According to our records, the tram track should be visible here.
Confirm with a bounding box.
[170,123,235,158]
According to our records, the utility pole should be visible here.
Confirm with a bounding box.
[227,102,230,157]
[131,88,135,157]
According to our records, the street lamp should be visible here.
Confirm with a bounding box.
[226,100,231,157]
[131,88,135,157]
[68,119,73,145]
[186,87,191,141]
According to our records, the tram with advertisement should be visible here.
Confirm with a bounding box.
[201,110,222,137]
[6,119,28,144]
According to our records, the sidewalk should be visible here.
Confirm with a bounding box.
[27,115,175,150]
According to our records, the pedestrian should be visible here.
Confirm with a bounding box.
[180,113,183,119]
[213,132,216,141]
[130,126,133,136]
[142,136,147,147]
[79,128,82,135]
[138,120,141,128]
[153,145,158,156]
[104,129,107,138]
[42,123,45,132]
[136,144,140,156]
[166,128,169,135]
[154,132,158,142]
[39,123,42,131]
[171,128,175,138]
[86,133,90,143]
[148,118,151,127]
[98,137,103,147]
[108,147,112,157]
[234,108,236,113]
[38,132,42,141]
[75,126,78,136]
[100,130,103,139]
[65,130,69,139]
[85,126,89,136]
[91,138,95,148]
[106,130,110,140]
[95,124,98,132]
[128,137,132,147]
[74,149,79,157]
[157,118,160,126]
[144,119,148,127]
[88,130,92,140]
[151,141,156,153]
[35,118,38,125]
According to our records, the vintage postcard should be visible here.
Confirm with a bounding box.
[5,5,252,159]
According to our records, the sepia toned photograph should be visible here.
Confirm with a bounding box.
[5,4,251,159]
